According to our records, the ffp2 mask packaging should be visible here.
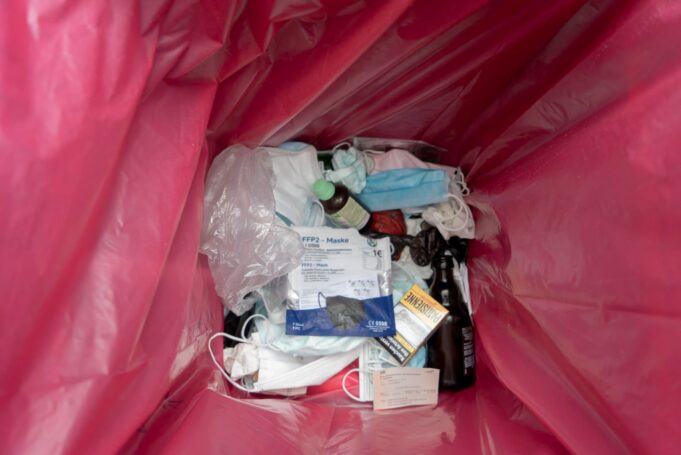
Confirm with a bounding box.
[286,227,395,337]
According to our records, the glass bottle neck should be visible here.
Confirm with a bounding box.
[433,267,456,284]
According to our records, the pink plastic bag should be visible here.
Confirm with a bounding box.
[2,0,680,453]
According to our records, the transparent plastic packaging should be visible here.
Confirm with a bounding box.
[200,145,304,315]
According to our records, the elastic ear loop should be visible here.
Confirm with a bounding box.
[332,141,352,154]
[435,193,470,233]
[342,361,387,403]
[342,368,365,402]
[453,168,470,196]
[208,333,253,393]
[240,313,270,344]
[326,165,355,181]
[207,314,272,393]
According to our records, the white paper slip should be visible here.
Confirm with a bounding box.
[372,368,439,410]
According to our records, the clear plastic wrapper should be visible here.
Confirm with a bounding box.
[200,145,304,315]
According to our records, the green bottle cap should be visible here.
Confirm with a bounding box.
[313,179,335,201]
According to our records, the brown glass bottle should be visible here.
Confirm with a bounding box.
[426,254,475,390]
[313,179,370,229]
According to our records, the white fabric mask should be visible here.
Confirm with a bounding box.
[252,342,362,393]
[223,343,259,380]
[265,146,325,227]
[208,315,364,394]
[422,169,474,240]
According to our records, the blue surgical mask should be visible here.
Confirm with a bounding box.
[278,141,314,152]
[303,197,325,227]
[391,261,428,305]
[355,168,450,212]
[390,261,428,369]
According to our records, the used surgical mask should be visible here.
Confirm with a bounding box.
[397,248,433,280]
[223,343,259,380]
[422,169,474,240]
[208,315,364,394]
[391,261,427,305]
[355,168,450,212]
[265,145,325,227]
[324,143,369,194]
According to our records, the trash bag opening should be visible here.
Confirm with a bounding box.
[6,0,678,454]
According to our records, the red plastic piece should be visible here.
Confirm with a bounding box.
[368,210,408,237]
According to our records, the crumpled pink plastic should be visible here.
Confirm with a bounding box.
[2,0,680,454]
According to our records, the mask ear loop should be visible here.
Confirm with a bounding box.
[325,165,355,181]
[240,313,271,346]
[342,359,392,403]
[331,141,352,154]
[452,168,470,196]
[342,368,364,402]
[208,333,254,393]
[434,193,470,233]
[208,314,274,393]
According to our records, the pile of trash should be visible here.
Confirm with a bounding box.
[202,138,475,410]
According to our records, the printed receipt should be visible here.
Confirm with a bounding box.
[372,368,440,410]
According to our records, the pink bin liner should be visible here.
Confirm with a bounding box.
[2,0,680,453]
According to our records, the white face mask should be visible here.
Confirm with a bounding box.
[422,168,474,240]
[208,315,364,394]
[223,343,259,380]
[265,146,325,227]
[252,343,362,393]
